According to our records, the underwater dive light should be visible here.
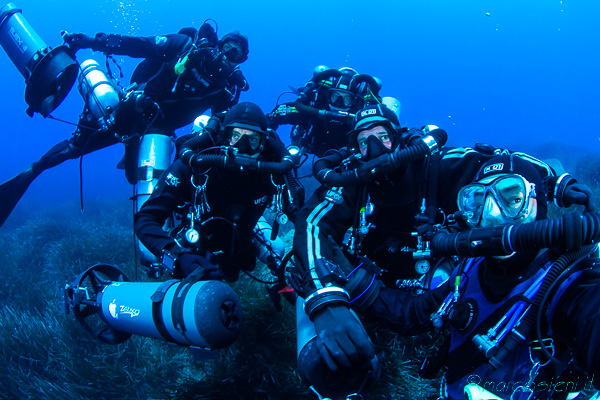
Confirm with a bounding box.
[64,264,243,349]
[0,3,78,116]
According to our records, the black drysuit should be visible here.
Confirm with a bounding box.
[32,28,244,181]
[0,28,248,228]
[134,147,281,282]
[292,145,557,293]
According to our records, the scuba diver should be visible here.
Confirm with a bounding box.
[61,103,302,363]
[361,155,600,399]
[267,66,397,163]
[288,104,595,399]
[0,19,250,227]
[134,102,303,283]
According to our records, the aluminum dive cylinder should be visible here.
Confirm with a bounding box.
[0,3,78,116]
[135,133,174,211]
[135,133,174,263]
[382,96,401,127]
[77,59,121,129]
[98,279,242,349]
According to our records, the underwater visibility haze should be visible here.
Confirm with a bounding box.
[1,0,599,218]
[0,0,599,399]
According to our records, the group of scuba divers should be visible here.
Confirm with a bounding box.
[2,6,600,400]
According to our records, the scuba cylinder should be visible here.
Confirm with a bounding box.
[295,297,380,400]
[77,59,121,130]
[135,133,174,264]
[0,3,78,116]
[65,264,242,349]
[381,96,401,127]
[135,133,174,211]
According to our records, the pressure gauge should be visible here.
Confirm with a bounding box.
[415,259,431,275]
[185,228,200,244]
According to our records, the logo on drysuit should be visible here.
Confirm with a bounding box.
[254,195,268,205]
[324,189,344,204]
[165,173,180,187]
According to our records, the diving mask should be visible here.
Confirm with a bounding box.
[457,174,536,227]
[329,89,355,110]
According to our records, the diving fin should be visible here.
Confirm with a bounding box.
[0,166,40,227]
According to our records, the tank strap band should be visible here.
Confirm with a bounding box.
[151,279,179,343]
[137,166,165,181]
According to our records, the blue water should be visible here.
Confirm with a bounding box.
[1,0,599,223]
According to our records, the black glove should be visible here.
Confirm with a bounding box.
[177,252,223,280]
[228,68,249,91]
[62,32,96,50]
[312,304,375,371]
[198,22,218,45]
[563,183,596,212]
[132,94,158,114]
[355,155,396,183]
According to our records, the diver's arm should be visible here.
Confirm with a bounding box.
[365,283,450,336]
[291,184,360,314]
[66,32,193,60]
[134,160,191,256]
[98,33,192,59]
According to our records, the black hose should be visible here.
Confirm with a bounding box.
[178,132,216,165]
[181,130,294,175]
[190,152,293,175]
[264,134,290,159]
[294,102,354,125]
[489,244,595,369]
[534,248,595,366]
[312,149,351,179]
[314,128,448,187]
[431,212,600,258]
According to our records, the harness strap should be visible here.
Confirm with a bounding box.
[171,268,208,336]
[150,279,179,342]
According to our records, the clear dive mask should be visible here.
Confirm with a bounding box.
[457,174,536,227]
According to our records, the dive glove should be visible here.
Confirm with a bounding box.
[178,252,223,280]
[312,303,375,371]
[62,32,96,50]
[563,183,596,212]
